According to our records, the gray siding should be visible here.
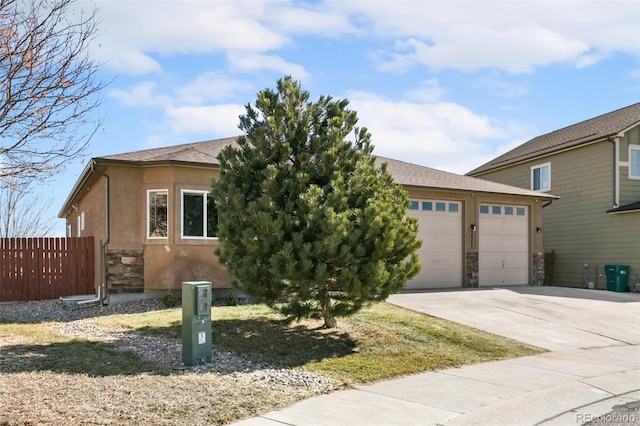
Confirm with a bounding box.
[475,140,640,289]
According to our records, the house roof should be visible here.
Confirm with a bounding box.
[467,102,640,176]
[607,201,640,214]
[59,137,557,218]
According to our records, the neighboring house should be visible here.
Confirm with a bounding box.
[59,137,556,300]
[468,103,640,289]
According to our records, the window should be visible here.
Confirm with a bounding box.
[517,207,526,216]
[480,205,489,214]
[76,216,81,237]
[182,190,218,238]
[148,190,168,238]
[422,201,432,211]
[531,163,550,191]
[630,146,640,179]
[435,202,446,212]
[80,212,85,231]
[492,205,501,215]
[505,206,513,215]
[448,203,459,213]
[409,201,419,210]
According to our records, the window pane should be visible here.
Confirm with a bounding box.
[184,193,204,237]
[409,201,418,210]
[492,206,501,215]
[505,206,513,215]
[148,191,168,238]
[436,202,446,211]
[517,207,526,216]
[449,203,459,213]
[631,148,640,177]
[480,205,489,214]
[533,167,541,190]
[422,201,432,211]
[541,165,550,189]
[533,165,550,190]
[207,195,218,237]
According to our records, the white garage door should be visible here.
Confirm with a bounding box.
[405,199,463,289]
[479,204,529,286]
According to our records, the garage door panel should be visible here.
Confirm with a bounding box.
[406,199,462,289]
[479,204,529,286]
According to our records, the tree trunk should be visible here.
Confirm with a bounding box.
[323,310,337,328]
[321,290,338,328]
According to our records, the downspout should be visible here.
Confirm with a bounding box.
[93,165,110,305]
[76,162,110,305]
[613,137,620,208]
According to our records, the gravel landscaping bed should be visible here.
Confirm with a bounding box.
[0,299,341,425]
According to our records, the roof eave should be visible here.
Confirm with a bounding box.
[400,184,559,200]
[58,159,100,218]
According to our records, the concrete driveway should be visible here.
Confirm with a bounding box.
[235,287,640,426]
[389,286,640,351]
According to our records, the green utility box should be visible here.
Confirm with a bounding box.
[604,265,630,293]
[182,281,213,365]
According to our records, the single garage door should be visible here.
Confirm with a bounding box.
[479,204,529,286]
[405,199,463,289]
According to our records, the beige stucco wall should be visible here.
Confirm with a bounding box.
[141,165,233,291]
[66,161,548,293]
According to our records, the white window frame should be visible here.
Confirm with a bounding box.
[76,216,81,237]
[181,189,218,240]
[147,189,169,239]
[630,146,640,179]
[80,211,85,231]
[531,162,551,191]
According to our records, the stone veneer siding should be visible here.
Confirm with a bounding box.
[106,249,144,293]
[465,252,479,288]
[532,252,545,286]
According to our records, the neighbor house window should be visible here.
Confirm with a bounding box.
[182,190,218,239]
[630,146,640,179]
[531,163,550,191]
[147,190,168,238]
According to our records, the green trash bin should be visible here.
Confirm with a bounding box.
[604,265,630,292]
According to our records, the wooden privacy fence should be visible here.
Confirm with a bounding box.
[0,237,95,302]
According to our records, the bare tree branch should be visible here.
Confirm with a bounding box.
[0,0,105,183]
[0,179,56,237]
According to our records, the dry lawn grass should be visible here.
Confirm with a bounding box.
[0,302,544,425]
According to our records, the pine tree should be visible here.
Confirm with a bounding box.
[211,76,421,328]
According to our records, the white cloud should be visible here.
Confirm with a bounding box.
[393,26,589,74]
[338,1,638,73]
[346,91,515,174]
[109,82,160,107]
[174,73,254,105]
[165,104,245,137]
[228,53,309,80]
[474,74,530,99]
[404,79,445,102]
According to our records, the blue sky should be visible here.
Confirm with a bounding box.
[46,0,639,234]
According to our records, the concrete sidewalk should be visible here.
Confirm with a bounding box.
[233,287,640,426]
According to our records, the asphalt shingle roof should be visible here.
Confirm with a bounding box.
[98,137,554,199]
[467,103,640,176]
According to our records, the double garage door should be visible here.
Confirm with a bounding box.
[405,200,529,289]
